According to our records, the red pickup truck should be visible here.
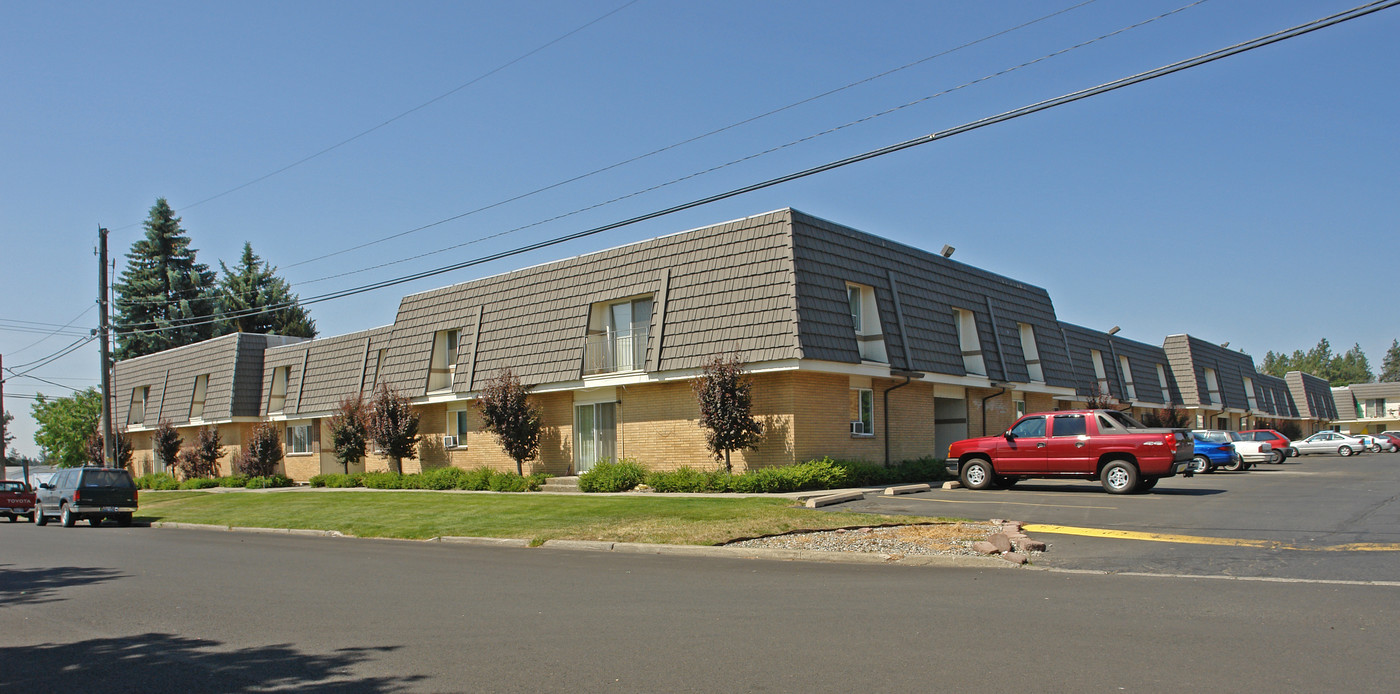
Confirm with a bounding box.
[1,479,38,522]
[948,409,1195,494]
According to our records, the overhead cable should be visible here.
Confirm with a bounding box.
[113,0,1399,336]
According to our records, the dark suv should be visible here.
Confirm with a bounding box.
[35,467,139,527]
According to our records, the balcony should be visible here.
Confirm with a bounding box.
[583,323,648,376]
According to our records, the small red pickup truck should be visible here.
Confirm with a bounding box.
[1,479,38,522]
[948,409,1195,494]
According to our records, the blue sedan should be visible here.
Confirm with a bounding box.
[1189,431,1240,473]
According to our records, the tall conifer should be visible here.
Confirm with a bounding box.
[113,198,217,359]
[216,242,316,338]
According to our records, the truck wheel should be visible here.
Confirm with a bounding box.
[1270,450,1284,464]
[117,514,133,527]
[1339,446,1354,457]
[1135,477,1159,492]
[1101,460,1138,494]
[960,459,995,490]
[60,505,75,528]
[5,514,15,523]
[1189,455,1211,474]
[35,508,48,526]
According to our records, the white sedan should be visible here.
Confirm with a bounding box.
[1291,431,1369,457]
[1194,430,1271,469]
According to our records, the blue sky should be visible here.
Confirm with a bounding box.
[2,0,1396,456]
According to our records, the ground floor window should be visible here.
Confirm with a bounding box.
[446,410,468,448]
[574,402,617,473]
[1014,397,1026,419]
[851,388,874,436]
[288,422,313,454]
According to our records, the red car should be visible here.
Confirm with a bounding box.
[1239,429,1296,463]
[947,409,1193,494]
[1,480,38,522]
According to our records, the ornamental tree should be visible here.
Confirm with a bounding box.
[327,395,370,474]
[85,428,133,469]
[238,422,283,478]
[477,368,541,476]
[368,384,419,474]
[691,354,763,472]
[186,426,225,478]
[153,421,184,476]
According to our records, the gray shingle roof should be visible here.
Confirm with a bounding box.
[1163,334,1261,410]
[790,212,1074,386]
[260,326,393,417]
[1253,373,1298,418]
[1285,371,1338,419]
[374,210,803,393]
[112,333,306,427]
[1059,323,1181,404]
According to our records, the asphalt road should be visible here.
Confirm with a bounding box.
[4,508,1400,692]
[837,453,1400,582]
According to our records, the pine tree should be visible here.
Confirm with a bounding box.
[113,198,218,359]
[1380,340,1400,383]
[216,242,316,338]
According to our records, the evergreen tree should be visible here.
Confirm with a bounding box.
[216,242,316,338]
[1333,343,1373,386]
[113,198,218,359]
[1380,340,1400,383]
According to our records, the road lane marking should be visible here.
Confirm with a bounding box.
[873,496,1117,511]
[1024,524,1400,552]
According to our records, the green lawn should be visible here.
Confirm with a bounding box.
[137,490,953,546]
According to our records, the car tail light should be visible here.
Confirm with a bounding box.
[73,490,81,503]
[1166,434,1177,452]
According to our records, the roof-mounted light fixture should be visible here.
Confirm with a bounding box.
[1107,326,1121,336]
[940,244,955,258]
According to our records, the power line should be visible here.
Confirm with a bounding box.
[281,0,1105,271]
[112,0,1399,338]
[4,336,97,377]
[116,0,1188,310]
[2,371,83,393]
[292,0,1209,287]
[109,0,643,234]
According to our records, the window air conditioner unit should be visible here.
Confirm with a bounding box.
[442,435,457,449]
[850,421,867,435]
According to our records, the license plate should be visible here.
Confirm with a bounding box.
[101,506,118,512]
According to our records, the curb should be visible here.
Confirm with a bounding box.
[150,521,1021,568]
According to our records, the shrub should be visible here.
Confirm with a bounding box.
[217,475,249,488]
[459,467,496,491]
[178,478,219,490]
[244,474,293,489]
[359,471,405,489]
[487,471,528,492]
[419,467,470,490]
[524,473,550,492]
[645,467,731,493]
[309,473,363,488]
[578,459,647,493]
[134,472,179,490]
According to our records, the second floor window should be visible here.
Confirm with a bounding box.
[190,374,209,420]
[428,329,460,391]
[269,367,289,413]
[129,386,149,425]
[584,296,652,375]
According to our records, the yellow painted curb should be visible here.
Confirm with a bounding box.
[1023,524,1400,552]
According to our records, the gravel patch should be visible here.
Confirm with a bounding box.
[727,522,1012,558]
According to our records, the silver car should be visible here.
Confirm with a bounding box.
[1290,431,1369,457]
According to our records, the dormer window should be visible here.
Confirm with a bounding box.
[1156,364,1171,403]
[1203,368,1221,406]
[190,374,209,420]
[1119,356,1136,401]
[846,283,886,363]
[1243,376,1258,410]
[129,386,149,425]
[1090,350,1109,395]
[583,296,652,375]
[269,367,288,413]
[953,308,985,376]
[1018,323,1043,382]
[428,329,460,391]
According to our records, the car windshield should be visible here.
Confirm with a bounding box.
[81,469,135,488]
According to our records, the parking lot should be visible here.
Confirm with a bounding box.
[832,452,1400,583]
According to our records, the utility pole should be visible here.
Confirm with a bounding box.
[99,227,114,468]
